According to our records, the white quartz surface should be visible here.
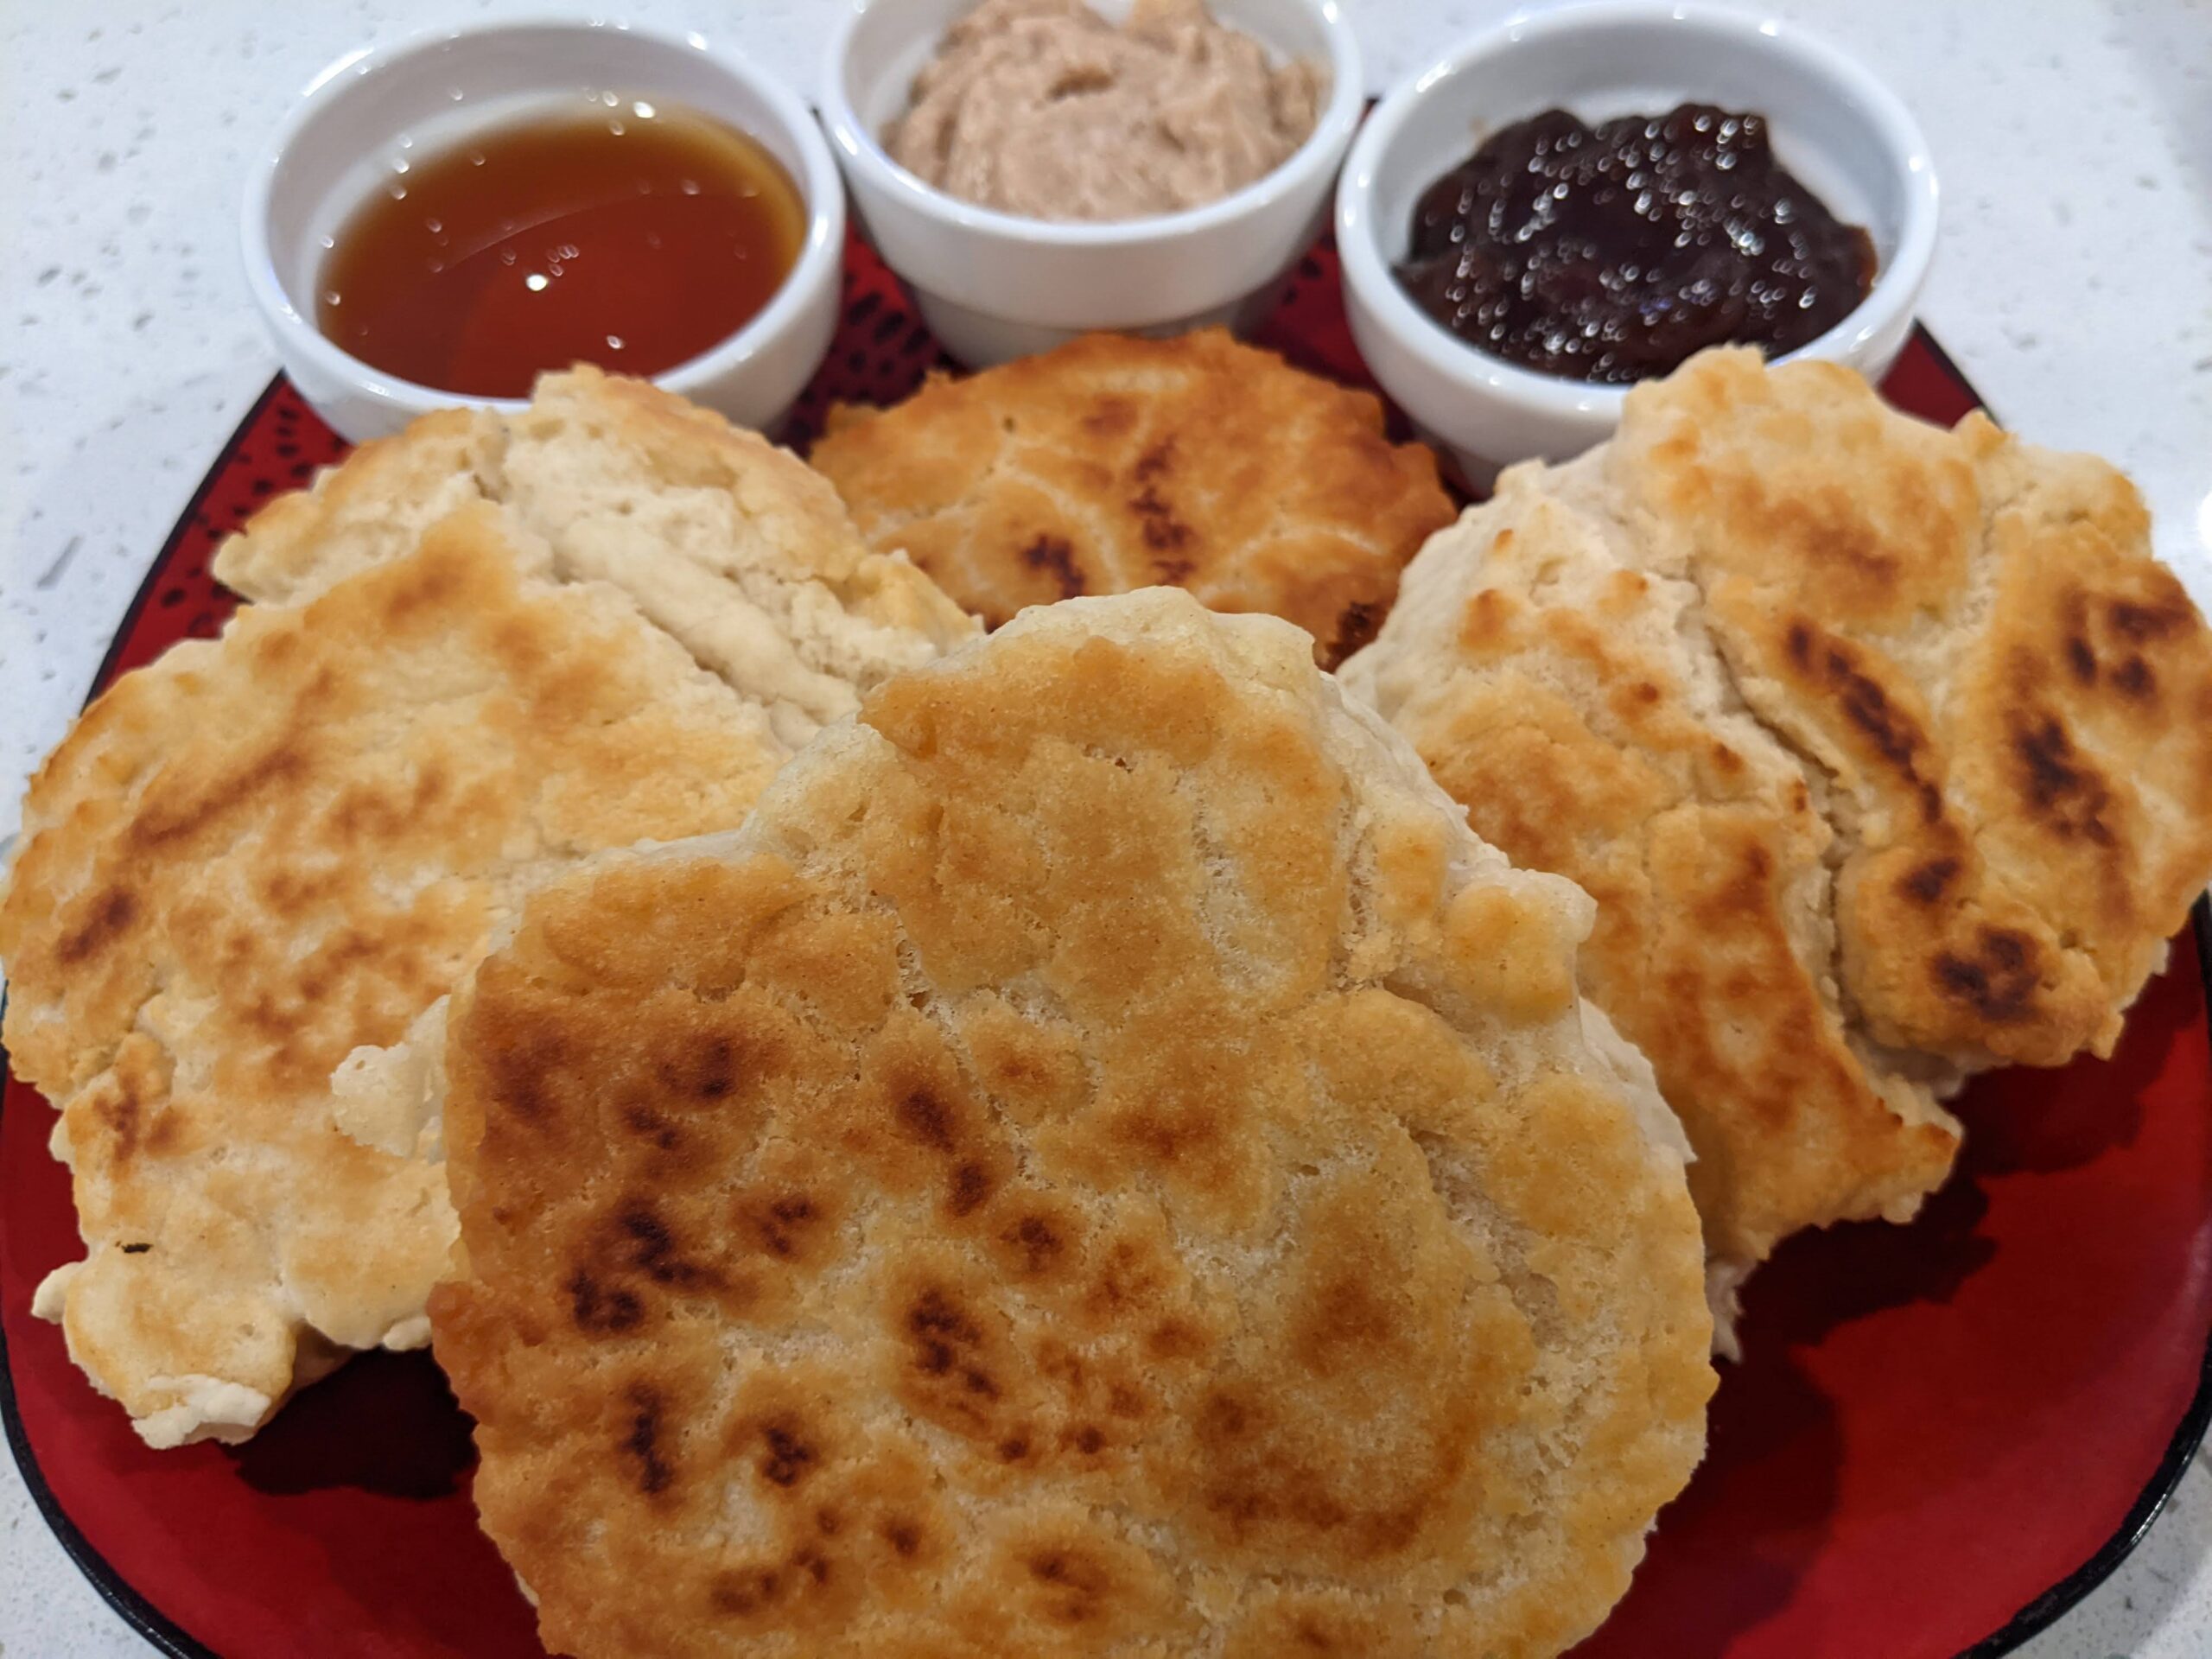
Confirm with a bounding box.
[3,2,2210,1655]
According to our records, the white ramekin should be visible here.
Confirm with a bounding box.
[241,18,845,445]
[1338,2,1941,486]
[823,0,1363,367]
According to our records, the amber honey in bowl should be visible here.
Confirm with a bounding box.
[316,99,804,397]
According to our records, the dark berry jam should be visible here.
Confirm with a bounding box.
[1396,104,1877,385]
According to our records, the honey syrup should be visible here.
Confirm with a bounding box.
[317,99,804,397]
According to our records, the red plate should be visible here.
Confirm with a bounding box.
[5,234,2209,1659]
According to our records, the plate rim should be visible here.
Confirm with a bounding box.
[4,355,2210,1659]
[1,375,285,1659]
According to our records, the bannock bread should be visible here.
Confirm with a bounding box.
[1605,349,2212,1067]
[431,588,1714,1658]
[809,328,1455,664]
[0,509,780,1445]
[1344,347,2212,1321]
[1338,478,1962,1324]
[213,365,977,747]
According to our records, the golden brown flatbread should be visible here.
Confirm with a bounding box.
[1344,347,2212,1332]
[809,328,1454,664]
[431,589,1713,1658]
[1609,349,2212,1067]
[1,509,780,1445]
[214,365,977,748]
[1340,481,1961,1328]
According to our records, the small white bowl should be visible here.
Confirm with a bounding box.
[241,18,844,445]
[823,0,1362,367]
[1338,2,1940,485]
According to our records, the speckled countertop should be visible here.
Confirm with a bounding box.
[3,2,2210,1655]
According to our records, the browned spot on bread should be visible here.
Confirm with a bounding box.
[55,887,136,966]
[1899,857,1960,904]
[1083,396,1135,437]
[2113,657,2156,700]
[895,1085,955,1151]
[661,1035,736,1102]
[1019,535,1085,600]
[2013,715,2114,846]
[93,1084,145,1166]
[622,1105,681,1151]
[709,1567,785,1618]
[946,1160,994,1217]
[483,1022,569,1126]
[1459,588,1514,653]
[1025,1547,1114,1625]
[901,1287,999,1414]
[1001,1211,1067,1274]
[1147,1317,1207,1362]
[1815,636,1925,780]
[610,1203,716,1288]
[622,1385,673,1496]
[2110,597,2193,641]
[1332,600,1383,660]
[1128,445,1195,557]
[1135,503,1192,553]
[568,1269,644,1334]
[128,743,303,851]
[743,1192,824,1260]
[1933,928,2040,1023]
[1290,1615,1344,1651]
[757,1418,817,1488]
[1290,1273,1394,1377]
[2066,636,2098,683]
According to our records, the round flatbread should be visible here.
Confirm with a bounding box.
[1607,348,2212,1068]
[809,329,1454,665]
[431,588,1713,1658]
[1343,346,2212,1338]
[1,508,780,1446]
[1338,472,1962,1337]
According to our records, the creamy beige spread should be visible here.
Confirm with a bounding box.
[887,0,1324,222]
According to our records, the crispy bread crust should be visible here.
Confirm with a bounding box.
[213,366,978,748]
[1345,346,2212,1297]
[432,591,1712,1658]
[0,509,779,1444]
[1612,350,2212,1064]
[809,329,1455,664]
[1339,481,1961,1274]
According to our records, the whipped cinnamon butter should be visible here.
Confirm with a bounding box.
[887,0,1325,223]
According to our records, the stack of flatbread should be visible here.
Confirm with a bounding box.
[4,343,2209,1659]
[0,367,973,1446]
[1343,347,2212,1334]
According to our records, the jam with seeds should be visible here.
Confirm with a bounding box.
[1396,104,1876,385]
